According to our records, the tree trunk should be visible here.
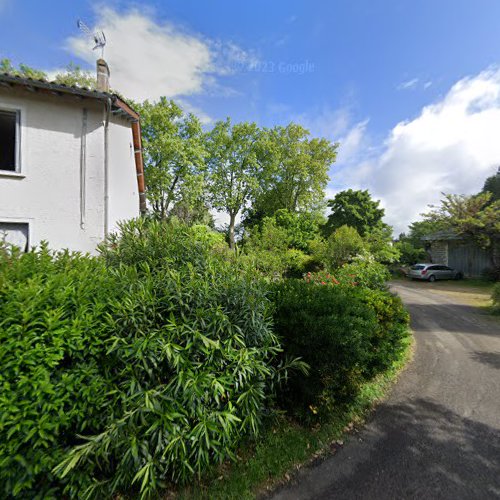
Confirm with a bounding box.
[229,212,237,250]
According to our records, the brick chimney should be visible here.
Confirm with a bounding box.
[96,58,110,92]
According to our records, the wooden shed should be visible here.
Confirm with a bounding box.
[422,231,499,277]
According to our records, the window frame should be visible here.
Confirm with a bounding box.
[0,220,31,252]
[0,102,23,176]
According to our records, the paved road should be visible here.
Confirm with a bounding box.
[272,281,500,500]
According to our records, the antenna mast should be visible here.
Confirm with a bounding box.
[77,19,106,59]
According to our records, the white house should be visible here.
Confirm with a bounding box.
[0,59,146,253]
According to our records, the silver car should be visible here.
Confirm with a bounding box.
[408,263,463,282]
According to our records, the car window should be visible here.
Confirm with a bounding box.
[428,265,439,270]
[411,265,425,270]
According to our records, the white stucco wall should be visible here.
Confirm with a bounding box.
[0,88,139,253]
[108,114,140,234]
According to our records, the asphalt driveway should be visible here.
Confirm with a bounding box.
[271,280,500,500]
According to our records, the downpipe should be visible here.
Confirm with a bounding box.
[104,97,111,237]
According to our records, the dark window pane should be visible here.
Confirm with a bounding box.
[0,110,17,171]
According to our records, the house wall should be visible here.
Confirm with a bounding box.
[429,241,448,265]
[108,114,140,234]
[0,89,139,253]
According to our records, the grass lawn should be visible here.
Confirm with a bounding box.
[175,335,414,500]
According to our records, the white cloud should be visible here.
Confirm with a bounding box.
[336,119,369,164]
[338,67,500,235]
[64,6,257,102]
[293,106,363,142]
[398,78,419,90]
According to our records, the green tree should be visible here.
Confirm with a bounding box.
[314,225,366,270]
[206,119,272,249]
[252,123,337,218]
[482,167,500,203]
[325,189,385,237]
[273,209,324,252]
[422,192,500,248]
[364,225,400,264]
[404,219,440,247]
[395,240,427,265]
[139,98,206,220]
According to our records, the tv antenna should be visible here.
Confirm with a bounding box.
[77,19,106,58]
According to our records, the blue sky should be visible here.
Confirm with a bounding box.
[2,0,500,232]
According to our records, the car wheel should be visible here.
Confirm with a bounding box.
[428,275,436,282]
[455,272,463,280]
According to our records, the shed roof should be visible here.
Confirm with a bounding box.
[421,230,462,241]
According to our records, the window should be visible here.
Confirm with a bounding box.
[0,222,29,252]
[0,109,20,172]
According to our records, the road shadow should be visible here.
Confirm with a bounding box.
[313,398,500,499]
[402,303,500,338]
[470,351,500,370]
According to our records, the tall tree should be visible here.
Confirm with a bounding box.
[482,167,500,203]
[139,98,206,220]
[422,192,500,248]
[206,119,271,248]
[251,124,337,217]
[324,189,386,237]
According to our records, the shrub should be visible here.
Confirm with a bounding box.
[0,245,115,497]
[313,225,366,270]
[492,283,500,311]
[0,220,287,498]
[395,240,427,266]
[273,209,323,252]
[364,225,400,264]
[271,279,409,421]
[335,258,391,290]
[242,218,313,279]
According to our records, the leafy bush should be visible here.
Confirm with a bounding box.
[492,283,500,311]
[303,259,390,290]
[242,217,311,279]
[273,209,323,252]
[335,258,391,290]
[364,226,400,264]
[0,244,114,497]
[395,240,427,266]
[0,220,290,498]
[271,279,409,421]
[313,225,366,270]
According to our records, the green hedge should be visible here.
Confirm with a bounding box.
[0,220,283,499]
[492,283,500,311]
[335,259,391,290]
[271,279,409,421]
